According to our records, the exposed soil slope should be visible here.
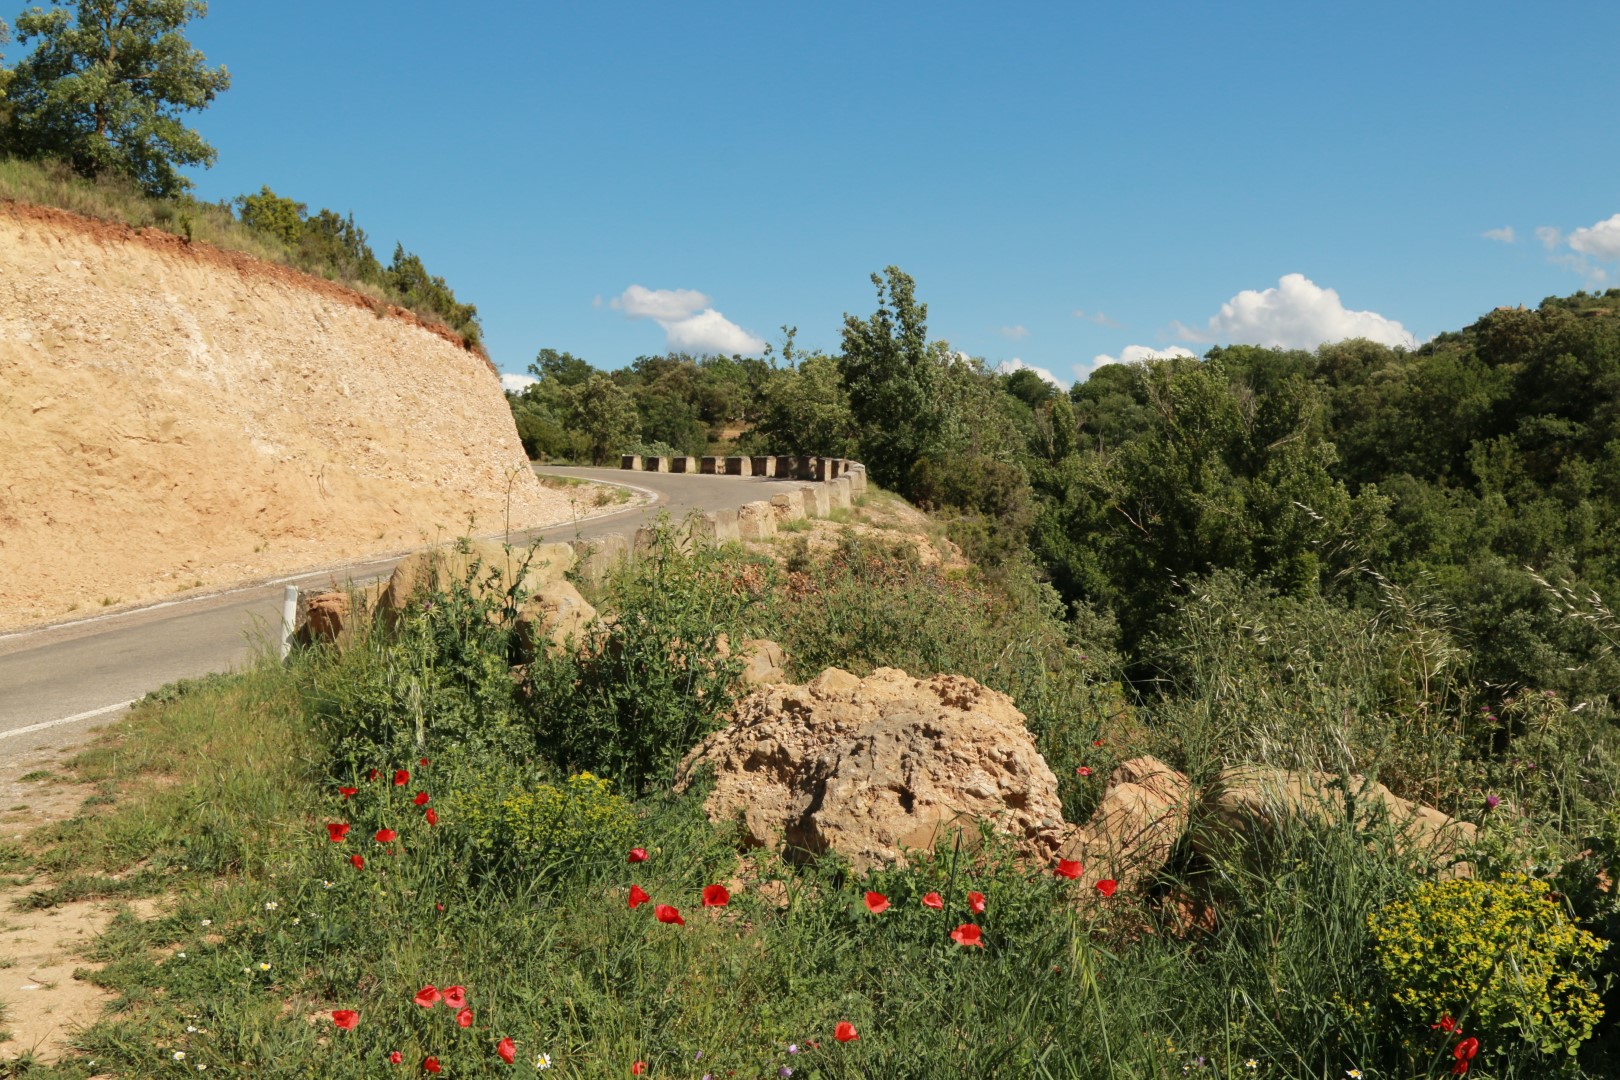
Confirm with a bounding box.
[0,202,569,629]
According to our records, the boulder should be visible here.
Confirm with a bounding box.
[515,579,598,657]
[714,634,789,686]
[376,540,575,622]
[1196,765,1476,873]
[675,667,1066,870]
[1057,756,1191,891]
[292,581,386,650]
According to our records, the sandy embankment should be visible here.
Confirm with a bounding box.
[0,201,571,630]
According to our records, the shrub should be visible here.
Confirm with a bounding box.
[455,772,636,875]
[1368,874,1607,1056]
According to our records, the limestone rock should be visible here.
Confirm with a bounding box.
[515,579,598,657]
[675,667,1066,870]
[1057,756,1191,891]
[714,634,789,687]
[377,540,574,621]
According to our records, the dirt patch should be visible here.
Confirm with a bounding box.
[0,890,132,1064]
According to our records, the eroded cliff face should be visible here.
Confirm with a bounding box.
[0,202,570,630]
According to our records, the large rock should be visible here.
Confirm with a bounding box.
[714,634,789,686]
[376,540,575,622]
[1196,765,1476,873]
[1057,756,1191,891]
[515,579,598,657]
[675,667,1066,869]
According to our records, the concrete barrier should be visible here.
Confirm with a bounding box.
[770,489,806,522]
[643,456,670,473]
[693,508,742,545]
[568,533,631,584]
[724,456,753,477]
[622,454,642,470]
[700,456,722,475]
[801,483,831,517]
[750,455,776,477]
[670,456,694,473]
[847,464,867,496]
[829,475,852,510]
[737,500,778,540]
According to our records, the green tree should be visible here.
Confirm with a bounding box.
[386,244,482,346]
[567,372,639,465]
[3,0,230,197]
[529,348,593,389]
[839,266,953,491]
[234,185,305,246]
[754,352,858,456]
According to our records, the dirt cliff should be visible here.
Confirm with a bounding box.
[0,201,570,630]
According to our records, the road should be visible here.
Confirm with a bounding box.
[0,467,791,760]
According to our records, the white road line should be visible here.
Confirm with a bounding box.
[1,699,137,741]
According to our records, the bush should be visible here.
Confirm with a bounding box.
[455,772,636,876]
[1368,874,1607,1057]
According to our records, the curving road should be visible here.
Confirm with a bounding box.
[0,467,794,760]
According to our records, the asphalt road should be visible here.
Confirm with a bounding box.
[0,467,792,760]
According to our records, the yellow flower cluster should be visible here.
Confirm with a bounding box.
[1367,874,1606,1056]
[460,772,636,867]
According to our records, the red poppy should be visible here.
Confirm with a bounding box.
[496,1037,516,1064]
[423,1058,441,1075]
[389,1051,403,1064]
[922,892,943,910]
[420,757,429,767]
[327,822,351,842]
[951,923,985,947]
[1092,739,1105,747]
[863,891,889,914]
[425,808,438,826]
[628,884,650,909]
[414,792,430,806]
[332,1009,359,1030]
[631,1062,647,1075]
[350,854,365,870]
[655,904,685,926]
[1055,859,1083,880]
[1454,1037,1479,1064]
[968,891,986,914]
[702,884,730,907]
[443,985,467,1010]
[627,847,649,863]
[1095,879,1118,898]
[375,828,398,843]
[1433,1014,1460,1033]
[414,985,441,1008]
[368,769,380,781]
[834,1021,859,1043]
[339,786,359,799]
[1076,766,1092,777]
[456,1007,474,1028]
[394,769,410,786]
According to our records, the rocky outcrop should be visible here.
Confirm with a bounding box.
[675,667,1066,870]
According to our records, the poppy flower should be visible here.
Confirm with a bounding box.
[368,768,380,781]
[394,769,410,786]
[968,891,986,914]
[339,786,358,799]
[1432,1015,1459,1033]
[375,828,398,843]
[1055,859,1083,880]
[497,1037,516,1064]
[327,822,351,842]
[456,1007,474,1028]
[425,808,439,826]
[629,884,650,909]
[950,923,985,947]
[702,884,730,907]
[834,1021,859,1043]
[423,1058,441,1075]
[1453,1037,1479,1066]
[1093,739,1105,747]
[414,985,441,1008]
[863,891,889,914]
[332,1009,359,1030]
[655,904,685,926]
[443,985,467,1009]
[350,854,365,870]
[631,1062,647,1075]
[1076,766,1092,777]
[1095,879,1118,898]
[389,1051,403,1064]
[420,757,430,767]
[414,792,431,806]
[627,847,649,863]
[922,892,943,910]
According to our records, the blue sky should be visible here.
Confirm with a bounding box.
[158,1,1620,386]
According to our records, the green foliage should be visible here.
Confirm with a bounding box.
[385,243,482,346]
[454,771,636,875]
[3,0,230,196]
[564,371,639,464]
[233,185,304,246]
[1368,875,1606,1057]
[751,351,858,456]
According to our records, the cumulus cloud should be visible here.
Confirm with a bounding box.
[500,372,538,393]
[1085,345,1196,375]
[1073,309,1122,327]
[998,324,1030,341]
[1482,227,1516,244]
[609,284,766,355]
[1569,213,1620,261]
[996,358,1063,387]
[1174,274,1415,351]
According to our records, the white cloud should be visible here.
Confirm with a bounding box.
[1073,310,1121,327]
[996,358,1062,387]
[1175,273,1415,351]
[1085,345,1195,376]
[1536,226,1564,251]
[500,372,538,393]
[609,284,766,355]
[998,324,1030,341]
[1569,213,1620,261]
[1482,227,1516,244]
